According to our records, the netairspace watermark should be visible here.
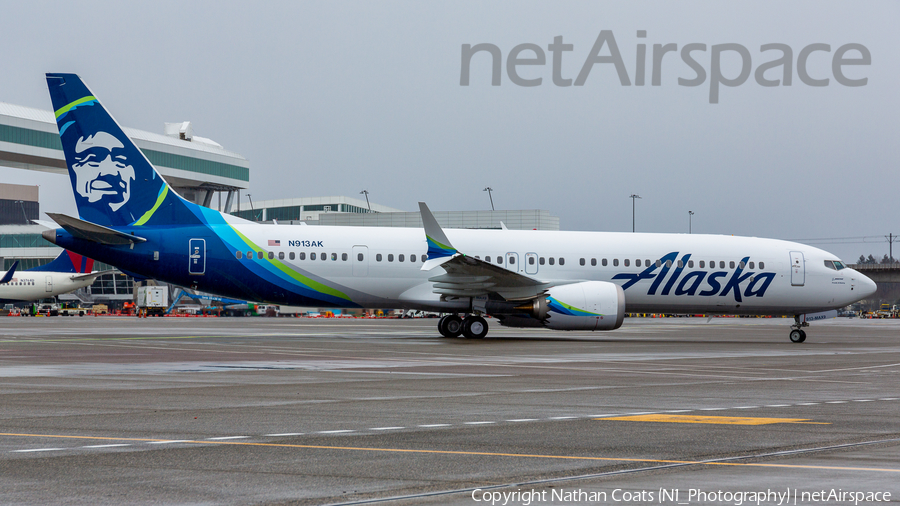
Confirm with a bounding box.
[460,31,871,103]
[470,487,892,505]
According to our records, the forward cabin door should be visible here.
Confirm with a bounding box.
[45,275,53,292]
[790,251,805,286]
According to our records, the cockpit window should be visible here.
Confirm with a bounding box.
[824,260,835,270]
[824,260,846,271]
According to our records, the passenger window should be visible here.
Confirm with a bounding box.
[739,261,745,269]
[268,251,274,260]
[591,258,597,266]
[699,260,704,268]
[645,259,650,266]
[666,260,672,268]
[290,252,295,260]
[580,258,585,266]
[729,261,735,269]
[410,254,416,263]
[497,257,502,264]
[399,254,405,262]
[636,259,641,267]
[278,252,285,260]
[358,253,364,261]
[236,251,242,259]
[322,253,327,261]
[559,258,565,266]
[602,258,607,266]
[613,259,619,267]
[759,262,765,269]
[258,251,264,260]
[299,252,306,260]
[388,254,394,262]
[719,261,725,269]
[549,257,555,265]
[509,257,515,265]
[688,260,694,268]
[247,251,253,259]
[311,252,317,260]
[624,259,630,267]
[376,254,382,262]
[342,253,348,261]
[677,260,683,268]
[529,257,535,265]
[656,260,661,267]
[421,254,427,262]
[539,257,545,265]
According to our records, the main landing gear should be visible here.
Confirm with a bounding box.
[789,315,808,343]
[438,314,489,339]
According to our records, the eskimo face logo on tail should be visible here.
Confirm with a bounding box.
[72,132,135,212]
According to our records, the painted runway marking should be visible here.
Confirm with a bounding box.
[5,431,899,474]
[370,427,404,431]
[464,421,495,425]
[265,433,304,437]
[733,406,758,409]
[318,430,354,434]
[765,404,790,407]
[207,436,249,440]
[12,448,66,452]
[148,440,191,444]
[827,401,847,404]
[595,414,829,425]
[417,424,450,428]
[507,419,538,422]
[83,444,131,448]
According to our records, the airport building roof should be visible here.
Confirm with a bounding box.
[0,101,250,193]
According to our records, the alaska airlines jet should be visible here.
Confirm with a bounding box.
[39,73,876,342]
[0,250,109,303]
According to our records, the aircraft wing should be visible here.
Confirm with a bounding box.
[418,202,548,300]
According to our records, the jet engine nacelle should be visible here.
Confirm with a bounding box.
[498,281,626,331]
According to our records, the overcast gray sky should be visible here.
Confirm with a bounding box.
[1,1,896,261]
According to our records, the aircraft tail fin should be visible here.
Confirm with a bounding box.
[46,73,200,228]
[1,261,19,284]
[30,250,95,274]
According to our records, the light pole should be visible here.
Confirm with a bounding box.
[689,211,694,234]
[359,190,371,211]
[483,187,495,211]
[13,200,28,224]
[246,193,258,221]
[629,194,641,232]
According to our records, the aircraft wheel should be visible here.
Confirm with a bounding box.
[789,329,806,343]
[462,315,488,339]
[439,315,463,338]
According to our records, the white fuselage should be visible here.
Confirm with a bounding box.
[0,270,96,302]
[227,223,875,314]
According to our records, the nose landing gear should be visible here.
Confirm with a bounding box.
[789,315,808,343]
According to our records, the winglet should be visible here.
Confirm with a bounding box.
[419,202,458,270]
[1,261,19,284]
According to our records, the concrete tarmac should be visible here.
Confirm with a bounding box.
[0,316,897,505]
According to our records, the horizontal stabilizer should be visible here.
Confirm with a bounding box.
[71,269,118,281]
[45,213,146,246]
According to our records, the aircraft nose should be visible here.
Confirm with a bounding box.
[856,271,877,299]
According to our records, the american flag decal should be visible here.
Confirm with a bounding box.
[268,240,280,246]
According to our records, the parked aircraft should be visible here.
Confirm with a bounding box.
[39,73,876,341]
[0,250,110,303]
